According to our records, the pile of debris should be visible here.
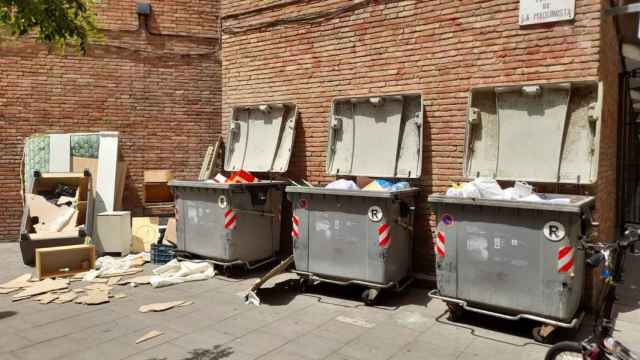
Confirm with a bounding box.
[445,177,572,204]
[25,181,86,236]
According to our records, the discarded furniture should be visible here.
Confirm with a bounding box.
[20,171,94,266]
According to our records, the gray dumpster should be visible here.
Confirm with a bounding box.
[428,80,602,342]
[170,103,297,269]
[287,93,423,304]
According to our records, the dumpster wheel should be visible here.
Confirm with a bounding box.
[361,288,379,306]
[532,325,556,344]
[446,303,465,321]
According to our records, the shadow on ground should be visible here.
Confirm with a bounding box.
[0,311,17,320]
[147,345,234,360]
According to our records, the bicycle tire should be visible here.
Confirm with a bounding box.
[545,341,584,360]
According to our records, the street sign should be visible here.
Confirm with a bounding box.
[519,0,575,26]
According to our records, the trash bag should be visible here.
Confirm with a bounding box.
[391,181,411,191]
[326,179,360,190]
[461,182,481,198]
[472,177,504,199]
[363,179,394,191]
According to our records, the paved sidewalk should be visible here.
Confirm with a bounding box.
[0,242,639,360]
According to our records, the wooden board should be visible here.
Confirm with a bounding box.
[131,218,159,253]
[72,157,98,195]
[114,161,127,211]
[162,218,177,245]
[36,245,95,280]
[144,170,174,183]
[49,134,71,172]
[95,132,119,213]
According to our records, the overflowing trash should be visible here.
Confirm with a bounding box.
[324,178,412,192]
[446,178,571,204]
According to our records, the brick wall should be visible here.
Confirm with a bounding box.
[0,0,221,241]
[221,0,611,276]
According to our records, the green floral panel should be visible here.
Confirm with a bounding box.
[25,135,50,188]
[71,134,100,158]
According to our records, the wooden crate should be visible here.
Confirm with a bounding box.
[35,245,96,279]
[143,170,174,207]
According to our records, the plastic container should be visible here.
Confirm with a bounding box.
[287,94,423,304]
[169,103,297,270]
[150,243,176,264]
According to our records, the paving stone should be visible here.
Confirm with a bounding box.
[227,330,289,356]
[337,337,405,360]
[390,339,465,360]
[276,333,344,360]
[261,317,320,339]
[311,318,370,342]
[11,335,87,360]
[125,343,191,360]
[0,333,32,353]
[357,323,420,347]
[20,308,125,343]
[387,310,436,332]
[457,338,547,360]
[415,321,476,351]
[170,327,234,350]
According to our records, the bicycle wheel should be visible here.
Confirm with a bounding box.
[545,341,584,360]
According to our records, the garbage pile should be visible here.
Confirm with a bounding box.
[446,178,571,204]
[208,170,258,184]
[325,178,411,192]
[26,183,83,235]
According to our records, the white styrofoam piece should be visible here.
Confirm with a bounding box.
[95,132,119,213]
[49,134,71,172]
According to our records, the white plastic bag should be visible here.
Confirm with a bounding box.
[513,181,533,199]
[461,182,481,198]
[472,177,504,199]
[446,187,463,198]
[325,179,360,191]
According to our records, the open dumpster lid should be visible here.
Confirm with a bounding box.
[464,81,602,184]
[225,103,297,173]
[326,94,423,179]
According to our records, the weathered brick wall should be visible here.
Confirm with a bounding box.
[221,0,609,275]
[0,0,221,241]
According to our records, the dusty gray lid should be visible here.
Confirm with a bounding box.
[225,103,297,173]
[464,81,602,184]
[326,94,423,178]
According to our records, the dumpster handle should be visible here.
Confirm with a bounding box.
[235,209,276,217]
[428,290,583,329]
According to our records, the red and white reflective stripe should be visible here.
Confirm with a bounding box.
[224,209,237,230]
[557,246,574,273]
[377,223,391,248]
[435,231,446,257]
[291,215,300,239]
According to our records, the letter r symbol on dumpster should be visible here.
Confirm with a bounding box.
[368,206,383,222]
[543,221,566,242]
